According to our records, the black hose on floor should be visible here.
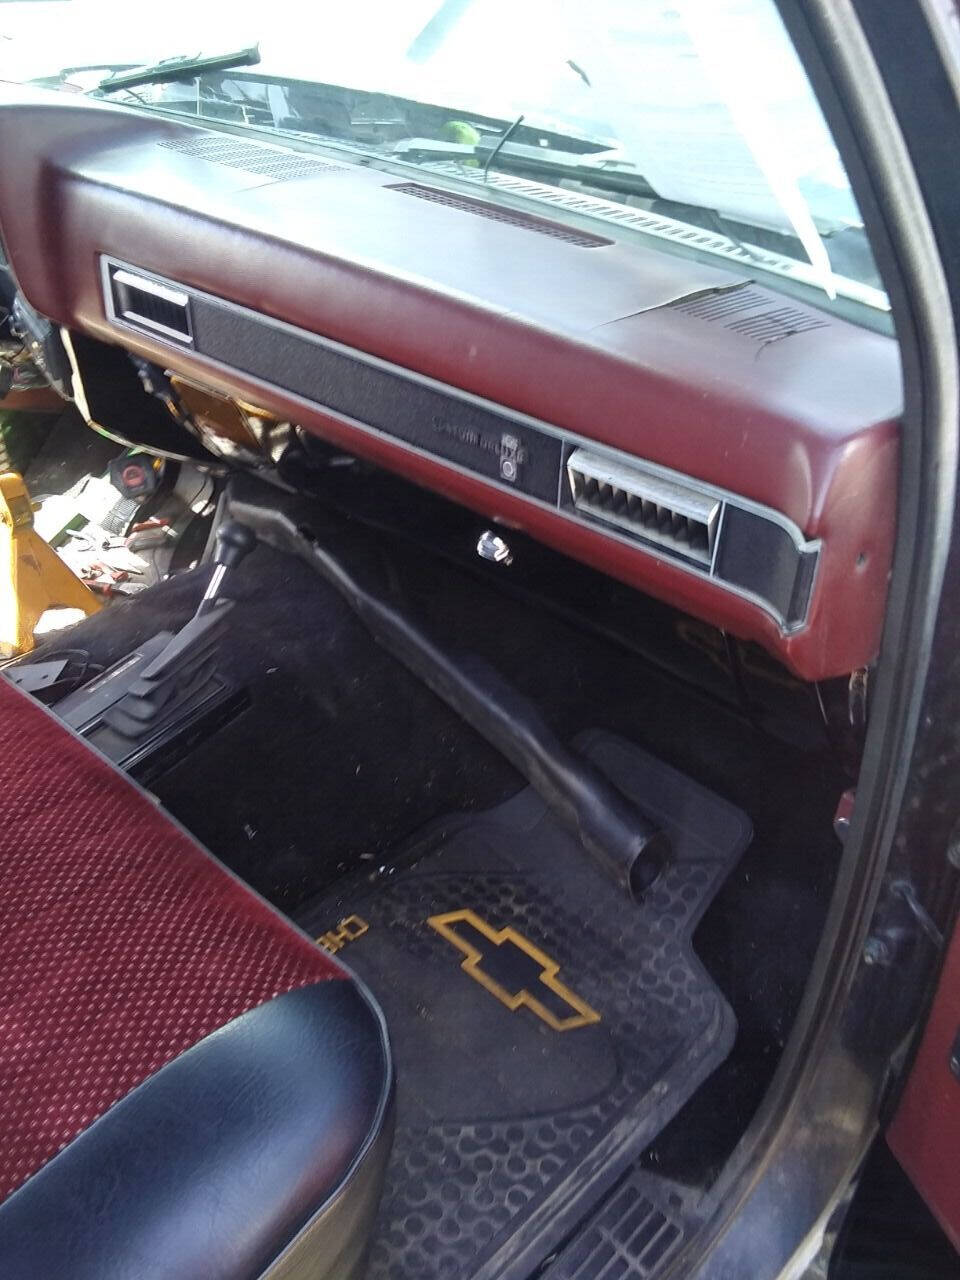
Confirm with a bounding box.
[226,485,670,899]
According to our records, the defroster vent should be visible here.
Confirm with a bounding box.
[158,135,346,180]
[388,183,613,247]
[668,285,829,345]
[567,448,720,566]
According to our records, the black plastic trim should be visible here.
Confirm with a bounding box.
[716,506,818,626]
[191,294,564,504]
[0,981,394,1280]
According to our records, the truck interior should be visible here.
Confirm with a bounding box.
[0,7,925,1277]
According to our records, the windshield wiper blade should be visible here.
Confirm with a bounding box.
[97,44,260,95]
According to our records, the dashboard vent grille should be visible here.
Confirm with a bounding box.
[158,135,346,180]
[567,448,720,566]
[108,267,192,343]
[387,183,612,247]
[668,286,829,344]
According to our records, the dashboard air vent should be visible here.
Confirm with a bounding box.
[108,267,192,344]
[567,448,720,566]
[387,183,612,247]
[158,135,346,180]
[668,286,829,345]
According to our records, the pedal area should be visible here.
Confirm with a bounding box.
[302,732,752,1280]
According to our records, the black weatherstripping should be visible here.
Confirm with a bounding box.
[0,982,394,1280]
[651,0,960,1275]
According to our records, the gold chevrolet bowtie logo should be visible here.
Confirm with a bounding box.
[427,909,601,1032]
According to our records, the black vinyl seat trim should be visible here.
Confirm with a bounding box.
[0,981,394,1280]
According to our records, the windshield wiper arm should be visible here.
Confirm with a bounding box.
[97,44,260,95]
[483,114,524,183]
[472,141,657,200]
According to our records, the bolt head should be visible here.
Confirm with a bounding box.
[476,531,513,565]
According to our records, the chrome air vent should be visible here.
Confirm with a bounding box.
[567,448,720,566]
[387,183,613,247]
[106,266,192,344]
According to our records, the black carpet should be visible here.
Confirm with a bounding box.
[300,732,750,1280]
[27,544,522,910]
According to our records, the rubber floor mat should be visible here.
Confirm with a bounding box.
[301,732,751,1280]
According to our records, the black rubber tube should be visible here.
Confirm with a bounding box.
[228,492,670,899]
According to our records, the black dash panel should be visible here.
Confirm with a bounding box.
[190,299,562,502]
[715,506,817,625]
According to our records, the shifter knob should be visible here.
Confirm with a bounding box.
[199,520,257,614]
[215,520,257,570]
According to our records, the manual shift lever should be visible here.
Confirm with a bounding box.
[50,518,257,770]
[137,520,257,680]
[198,520,257,615]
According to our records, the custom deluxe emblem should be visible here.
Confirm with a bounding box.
[427,909,600,1032]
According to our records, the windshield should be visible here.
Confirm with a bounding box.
[0,0,886,313]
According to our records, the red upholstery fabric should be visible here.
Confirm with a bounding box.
[0,677,341,1202]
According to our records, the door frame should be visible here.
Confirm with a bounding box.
[669,3,960,1275]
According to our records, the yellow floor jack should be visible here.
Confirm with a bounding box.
[0,471,101,658]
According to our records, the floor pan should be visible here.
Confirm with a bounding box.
[300,732,751,1279]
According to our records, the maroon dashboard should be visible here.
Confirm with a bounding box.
[0,85,902,680]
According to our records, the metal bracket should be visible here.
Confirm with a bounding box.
[862,877,944,969]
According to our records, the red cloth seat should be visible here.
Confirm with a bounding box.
[0,676,393,1280]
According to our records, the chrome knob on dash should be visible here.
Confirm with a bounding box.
[476,530,513,565]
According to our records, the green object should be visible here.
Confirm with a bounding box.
[439,120,481,147]
[0,411,56,476]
